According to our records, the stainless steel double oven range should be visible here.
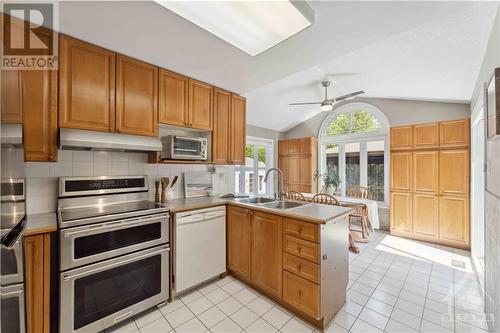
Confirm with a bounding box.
[57,176,170,333]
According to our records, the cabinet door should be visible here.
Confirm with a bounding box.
[390,192,412,235]
[299,184,313,193]
[299,156,312,185]
[1,70,22,123]
[391,152,412,192]
[21,70,58,161]
[230,95,246,165]
[24,233,51,333]
[288,139,300,154]
[413,151,438,194]
[158,69,188,127]
[278,140,288,156]
[59,35,116,132]
[188,79,212,130]
[391,126,412,150]
[212,89,231,164]
[227,206,251,280]
[288,155,300,184]
[299,137,313,155]
[116,55,158,136]
[439,119,470,147]
[283,271,320,319]
[413,123,439,149]
[439,150,469,196]
[413,194,439,239]
[279,156,289,183]
[251,211,282,298]
[439,196,470,247]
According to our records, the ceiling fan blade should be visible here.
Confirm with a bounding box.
[334,90,365,102]
[289,102,323,106]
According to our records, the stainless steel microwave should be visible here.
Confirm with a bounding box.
[160,135,207,160]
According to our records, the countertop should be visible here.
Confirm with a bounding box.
[165,197,352,224]
[24,212,58,236]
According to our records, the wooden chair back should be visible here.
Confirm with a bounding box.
[286,191,306,201]
[311,193,341,206]
[346,185,372,199]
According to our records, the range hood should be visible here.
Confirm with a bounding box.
[1,124,23,147]
[60,128,162,152]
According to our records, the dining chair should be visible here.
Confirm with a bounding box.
[346,185,370,238]
[346,185,372,199]
[311,193,359,254]
[286,191,306,201]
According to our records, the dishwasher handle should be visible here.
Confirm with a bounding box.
[177,212,225,225]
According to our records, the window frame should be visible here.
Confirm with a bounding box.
[318,102,390,205]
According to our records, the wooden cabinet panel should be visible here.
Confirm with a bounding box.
[116,55,158,136]
[299,184,314,193]
[251,211,282,298]
[188,79,212,130]
[283,218,319,243]
[283,271,320,319]
[439,196,470,246]
[391,126,412,150]
[288,155,300,184]
[212,88,231,164]
[390,192,412,235]
[59,35,116,132]
[21,70,58,161]
[1,70,22,123]
[283,235,320,264]
[24,233,51,333]
[286,183,300,192]
[413,194,439,239]
[439,150,469,196]
[279,156,289,183]
[439,119,470,147]
[413,151,438,194]
[230,95,246,165]
[391,152,412,192]
[299,156,313,185]
[283,253,320,284]
[279,140,288,156]
[227,206,251,280]
[288,139,300,154]
[299,137,313,155]
[158,69,188,127]
[413,123,439,149]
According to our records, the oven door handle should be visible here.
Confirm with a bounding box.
[1,289,23,297]
[63,247,169,281]
[62,214,168,238]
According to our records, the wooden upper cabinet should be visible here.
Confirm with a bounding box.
[413,194,439,240]
[59,35,116,132]
[390,192,412,235]
[1,70,23,123]
[439,119,470,147]
[230,94,246,165]
[116,55,158,136]
[413,123,439,149]
[288,155,300,184]
[251,211,282,298]
[288,139,300,154]
[279,140,288,156]
[391,152,412,192]
[188,79,212,130]
[227,206,251,280]
[439,196,470,246]
[439,150,470,196]
[158,69,188,127]
[299,137,313,154]
[212,88,231,164]
[21,70,58,161]
[299,156,313,185]
[391,126,412,150]
[413,151,438,194]
[279,156,289,183]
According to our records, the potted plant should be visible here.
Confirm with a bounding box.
[314,171,341,195]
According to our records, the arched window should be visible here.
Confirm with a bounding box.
[318,102,390,203]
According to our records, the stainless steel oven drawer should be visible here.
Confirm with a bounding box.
[1,238,23,286]
[59,213,169,271]
[60,245,170,333]
[1,284,25,333]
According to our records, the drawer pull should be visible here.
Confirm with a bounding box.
[298,228,302,234]
[297,265,302,272]
[297,247,302,253]
[297,290,303,296]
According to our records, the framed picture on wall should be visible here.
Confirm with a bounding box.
[486,67,500,139]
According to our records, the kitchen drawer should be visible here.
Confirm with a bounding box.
[283,235,320,264]
[283,271,320,319]
[283,253,319,284]
[283,218,319,243]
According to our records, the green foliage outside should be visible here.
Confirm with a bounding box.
[325,111,380,136]
[245,145,266,163]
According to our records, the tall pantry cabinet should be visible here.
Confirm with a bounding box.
[278,137,318,193]
[390,118,470,249]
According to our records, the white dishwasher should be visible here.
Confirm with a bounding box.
[174,206,226,294]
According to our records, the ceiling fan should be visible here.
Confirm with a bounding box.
[289,81,365,111]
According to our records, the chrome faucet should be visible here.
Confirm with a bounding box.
[264,168,285,200]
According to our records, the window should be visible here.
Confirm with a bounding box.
[318,102,389,203]
[235,137,274,196]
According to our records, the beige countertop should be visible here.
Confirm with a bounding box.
[166,197,352,224]
[24,212,58,236]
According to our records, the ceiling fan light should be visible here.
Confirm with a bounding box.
[320,102,333,111]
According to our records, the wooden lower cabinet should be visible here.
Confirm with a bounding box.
[227,206,251,280]
[390,192,412,236]
[251,212,282,298]
[412,194,439,240]
[24,233,51,333]
[283,271,320,319]
[439,196,470,247]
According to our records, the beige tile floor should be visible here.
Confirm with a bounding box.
[105,231,489,333]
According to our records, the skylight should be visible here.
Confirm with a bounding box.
[154,1,314,56]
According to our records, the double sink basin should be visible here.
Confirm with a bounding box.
[236,197,307,210]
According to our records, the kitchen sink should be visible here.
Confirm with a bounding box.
[238,197,276,204]
[261,201,306,210]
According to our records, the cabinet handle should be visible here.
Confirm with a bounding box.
[297,265,302,272]
[297,247,302,253]
[297,290,303,296]
[298,228,302,234]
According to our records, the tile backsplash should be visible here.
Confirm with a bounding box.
[1,148,235,215]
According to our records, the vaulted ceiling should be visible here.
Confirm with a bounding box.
[57,1,498,131]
